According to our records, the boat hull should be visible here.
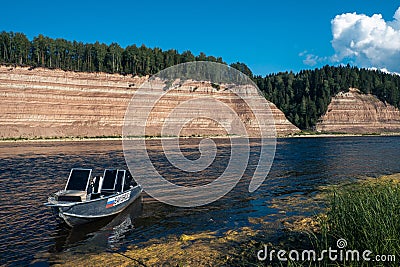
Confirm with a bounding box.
[49,186,142,227]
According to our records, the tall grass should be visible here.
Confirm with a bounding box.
[228,179,400,266]
[325,181,400,264]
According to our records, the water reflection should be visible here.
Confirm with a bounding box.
[51,197,143,252]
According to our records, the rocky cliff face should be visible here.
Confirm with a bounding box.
[316,88,400,133]
[0,66,299,138]
[0,66,144,138]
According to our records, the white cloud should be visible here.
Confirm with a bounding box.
[369,67,400,76]
[298,50,307,57]
[299,50,327,67]
[331,7,400,72]
[303,54,318,66]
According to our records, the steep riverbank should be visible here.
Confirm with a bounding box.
[317,88,400,134]
[2,66,400,139]
[0,66,300,138]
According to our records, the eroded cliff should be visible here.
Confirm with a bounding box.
[0,66,299,138]
[316,88,400,133]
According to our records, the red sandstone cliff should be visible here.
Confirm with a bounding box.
[0,66,299,138]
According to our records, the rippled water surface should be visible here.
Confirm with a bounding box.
[1,137,400,266]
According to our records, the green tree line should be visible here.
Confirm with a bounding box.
[252,65,400,129]
[2,31,400,130]
[0,31,223,75]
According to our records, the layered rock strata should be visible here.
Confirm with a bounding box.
[316,88,400,133]
[0,66,299,138]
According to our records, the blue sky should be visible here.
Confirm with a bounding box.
[1,1,399,75]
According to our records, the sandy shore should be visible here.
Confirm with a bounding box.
[0,135,241,143]
[288,132,400,138]
[1,132,400,143]
[0,137,124,143]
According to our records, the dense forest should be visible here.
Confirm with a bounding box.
[252,65,400,129]
[0,31,223,75]
[1,31,400,130]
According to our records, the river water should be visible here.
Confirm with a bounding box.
[0,136,399,266]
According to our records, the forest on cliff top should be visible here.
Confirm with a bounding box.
[1,31,400,129]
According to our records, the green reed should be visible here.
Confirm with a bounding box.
[324,181,400,265]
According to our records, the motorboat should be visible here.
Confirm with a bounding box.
[45,168,142,227]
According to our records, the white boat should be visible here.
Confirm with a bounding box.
[45,168,142,227]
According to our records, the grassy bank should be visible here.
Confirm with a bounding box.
[320,175,400,266]
[284,174,400,266]
[226,174,400,266]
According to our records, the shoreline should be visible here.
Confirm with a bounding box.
[289,132,400,138]
[0,135,245,143]
[1,132,400,143]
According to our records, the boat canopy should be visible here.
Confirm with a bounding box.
[65,168,92,191]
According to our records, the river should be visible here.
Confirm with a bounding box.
[0,136,399,265]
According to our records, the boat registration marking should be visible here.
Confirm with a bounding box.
[106,191,130,208]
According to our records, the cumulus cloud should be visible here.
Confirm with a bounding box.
[331,7,400,72]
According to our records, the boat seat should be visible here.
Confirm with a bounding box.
[56,190,87,202]
[57,169,92,202]
[57,195,82,202]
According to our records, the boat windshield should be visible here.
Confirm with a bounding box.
[101,169,118,191]
[65,169,92,191]
[115,170,125,192]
